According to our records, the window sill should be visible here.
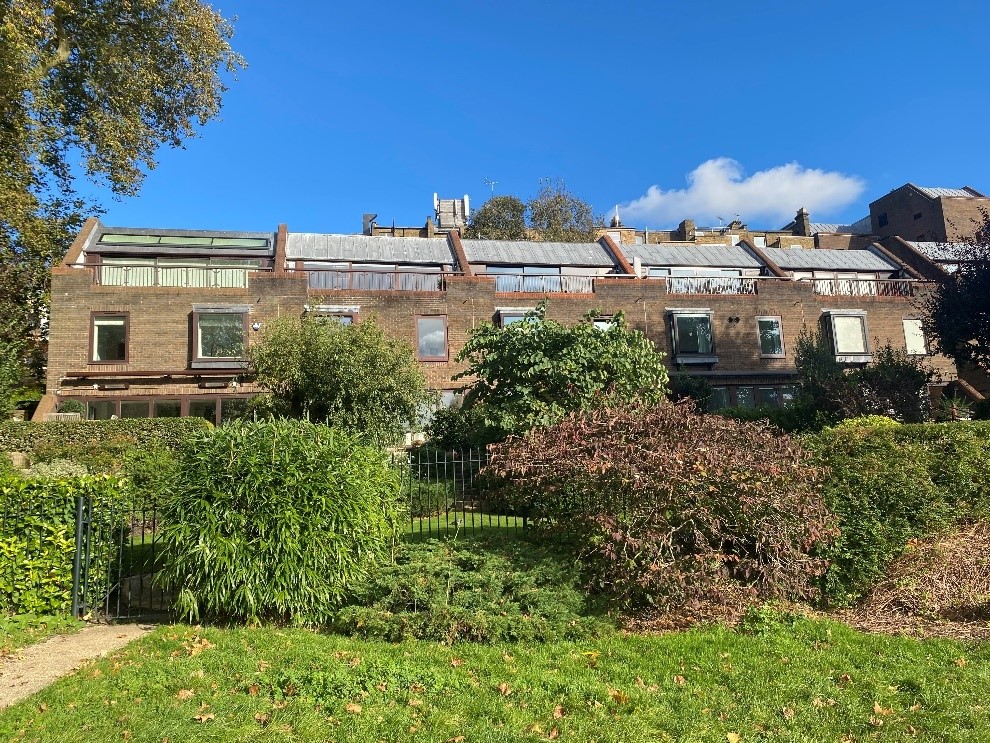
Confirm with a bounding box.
[675,355,719,365]
[835,354,872,364]
[190,359,249,370]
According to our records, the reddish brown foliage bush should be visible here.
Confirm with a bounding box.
[486,401,836,611]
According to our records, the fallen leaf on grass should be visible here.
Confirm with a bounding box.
[608,688,629,705]
[673,675,686,686]
[909,704,922,712]
[408,698,423,708]
[869,715,884,727]
[781,706,795,720]
[345,703,362,714]
[498,682,512,696]
[254,712,269,725]
[175,689,195,700]
[451,658,464,667]
[726,734,741,743]
[873,702,893,716]
[447,737,465,743]
[955,657,968,667]
[553,705,565,719]
[837,674,852,686]
[548,727,560,739]
[247,684,259,696]
[193,713,215,723]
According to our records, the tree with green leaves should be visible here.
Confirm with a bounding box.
[249,316,432,446]
[442,303,669,442]
[1,0,244,381]
[464,195,527,240]
[464,180,601,243]
[921,225,990,375]
[792,328,937,426]
[527,179,600,242]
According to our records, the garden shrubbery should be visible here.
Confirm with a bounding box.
[159,420,401,625]
[807,421,990,605]
[487,401,836,612]
[0,475,128,614]
[333,534,606,643]
[0,418,210,474]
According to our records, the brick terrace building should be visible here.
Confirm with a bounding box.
[39,185,970,423]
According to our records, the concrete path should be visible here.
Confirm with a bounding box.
[0,622,154,710]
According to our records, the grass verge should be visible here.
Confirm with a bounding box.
[0,614,83,658]
[1,618,987,741]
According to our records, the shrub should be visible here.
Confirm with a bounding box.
[486,401,835,612]
[829,415,901,430]
[121,445,177,503]
[26,459,89,479]
[332,534,606,643]
[425,404,503,450]
[250,315,431,446]
[0,475,128,615]
[806,421,990,605]
[159,420,401,625]
[56,399,86,415]
[452,303,669,441]
[0,419,210,474]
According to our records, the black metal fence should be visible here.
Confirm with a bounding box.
[72,494,170,620]
[395,447,527,538]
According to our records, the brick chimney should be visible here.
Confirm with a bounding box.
[677,219,696,241]
[793,208,812,237]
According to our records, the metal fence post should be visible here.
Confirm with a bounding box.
[71,494,85,618]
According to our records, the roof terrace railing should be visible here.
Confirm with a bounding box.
[810,278,915,297]
[304,268,457,292]
[665,276,758,295]
[480,273,598,294]
[69,262,269,288]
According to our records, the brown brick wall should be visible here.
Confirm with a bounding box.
[45,269,956,415]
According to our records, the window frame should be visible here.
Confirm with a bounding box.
[496,307,536,328]
[415,314,449,361]
[89,311,130,364]
[190,305,250,368]
[755,315,785,358]
[902,318,929,356]
[668,309,718,364]
[825,310,872,362]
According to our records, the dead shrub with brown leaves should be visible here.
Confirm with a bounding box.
[486,401,837,613]
[857,521,990,624]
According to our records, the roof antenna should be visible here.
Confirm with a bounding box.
[484,178,498,194]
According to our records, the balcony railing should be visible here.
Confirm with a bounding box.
[811,278,915,297]
[305,269,453,292]
[666,276,758,295]
[70,262,267,288]
[482,274,596,294]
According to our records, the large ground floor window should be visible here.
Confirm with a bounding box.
[706,384,797,411]
[68,395,255,425]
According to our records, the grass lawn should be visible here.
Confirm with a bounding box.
[0,614,83,657]
[405,513,526,540]
[1,618,988,742]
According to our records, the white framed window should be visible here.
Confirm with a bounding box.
[496,307,536,328]
[903,319,928,355]
[756,316,785,358]
[592,316,617,331]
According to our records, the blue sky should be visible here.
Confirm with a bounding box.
[92,0,990,234]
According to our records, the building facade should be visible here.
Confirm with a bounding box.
[39,189,967,423]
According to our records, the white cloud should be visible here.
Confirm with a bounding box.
[620,158,865,227]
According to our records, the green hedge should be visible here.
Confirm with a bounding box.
[0,475,128,615]
[0,419,210,474]
[807,421,990,606]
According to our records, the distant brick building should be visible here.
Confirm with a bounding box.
[40,186,970,423]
